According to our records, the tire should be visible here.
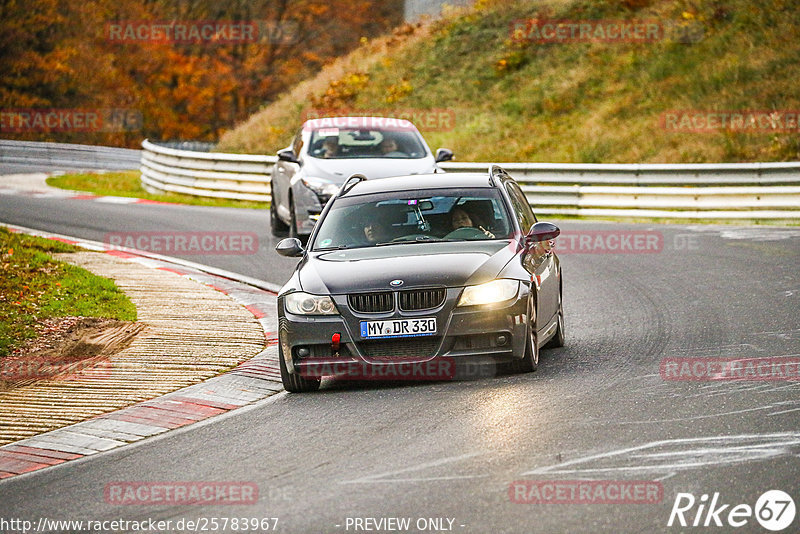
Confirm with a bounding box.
[288,197,309,245]
[279,335,321,393]
[507,296,539,374]
[545,283,565,349]
[270,187,289,236]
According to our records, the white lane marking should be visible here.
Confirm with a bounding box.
[340,452,486,484]
[343,475,490,483]
[768,407,800,416]
[667,343,765,356]
[653,472,677,482]
[523,433,800,476]
[613,406,774,425]
[685,226,800,241]
[718,228,800,241]
[94,196,139,204]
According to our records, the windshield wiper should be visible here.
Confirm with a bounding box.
[314,244,355,251]
[375,236,444,246]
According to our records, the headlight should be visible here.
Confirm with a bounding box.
[457,279,519,307]
[301,177,340,200]
[285,292,338,315]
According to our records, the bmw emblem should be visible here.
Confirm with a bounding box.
[390,279,404,287]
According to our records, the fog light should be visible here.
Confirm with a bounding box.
[496,334,509,347]
[297,347,310,358]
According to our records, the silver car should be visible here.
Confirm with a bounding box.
[269,116,454,241]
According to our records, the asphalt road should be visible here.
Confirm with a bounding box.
[1,172,800,533]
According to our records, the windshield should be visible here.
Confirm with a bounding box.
[307,127,427,159]
[312,188,513,250]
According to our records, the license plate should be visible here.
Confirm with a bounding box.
[360,318,437,338]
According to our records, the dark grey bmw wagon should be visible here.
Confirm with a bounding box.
[274,166,564,392]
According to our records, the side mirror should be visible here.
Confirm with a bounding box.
[275,238,304,257]
[277,149,300,164]
[525,222,560,243]
[435,148,454,163]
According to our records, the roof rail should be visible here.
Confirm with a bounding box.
[340,173,368,196]
[488,165,507,185]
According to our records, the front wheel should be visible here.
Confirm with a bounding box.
[288,198,309,245]
[279,334,320,393]
[507,297,538,374]
[270,192,289,236]
[545,284,565,349]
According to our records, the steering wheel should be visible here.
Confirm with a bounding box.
[392,234,432,242]
[444,227,489,240]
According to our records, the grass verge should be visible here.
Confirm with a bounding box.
[218,0,800,164]
[0,227,137,358]
[47,171,268,210]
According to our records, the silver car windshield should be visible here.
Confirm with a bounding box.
[312,189,513,250]
[308,128,427,160]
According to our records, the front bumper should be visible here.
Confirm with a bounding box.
[278,287,529,379]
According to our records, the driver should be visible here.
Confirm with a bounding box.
[321,136,339,158]
[378,135,406,157]
[363,220,387,243]
[450,207,494,238]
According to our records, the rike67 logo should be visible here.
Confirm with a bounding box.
[668,490,796,531]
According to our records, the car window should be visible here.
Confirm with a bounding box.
[505,181,536,233]
[312,189,513,250]
[307,128,427,159]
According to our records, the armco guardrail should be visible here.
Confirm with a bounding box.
[140,139,800,219]
[141,139,275,201]
[0,140,140,171]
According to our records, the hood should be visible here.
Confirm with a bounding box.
[298,241,515,294]
[302,157,437,184]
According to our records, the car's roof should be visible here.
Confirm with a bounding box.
[342,172,497,196]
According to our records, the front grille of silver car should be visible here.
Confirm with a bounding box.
[357,337,441,359]
[399,288,446,311]
[348,292,394,313]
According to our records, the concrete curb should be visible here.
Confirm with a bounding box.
[0,224,284,481]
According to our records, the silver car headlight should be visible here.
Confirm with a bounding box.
[457,279,519,307]
[285,292,338,315]
[301,177,340,198]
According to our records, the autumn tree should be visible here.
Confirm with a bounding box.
[0,0,402,146]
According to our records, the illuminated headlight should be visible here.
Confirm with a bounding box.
[457,279,519,307]
[301,177,339,203]
[285,292,338,315]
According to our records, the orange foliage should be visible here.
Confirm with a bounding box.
[0,0,402,146]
